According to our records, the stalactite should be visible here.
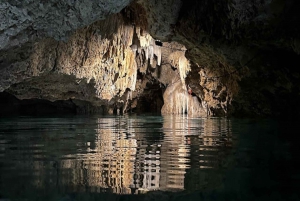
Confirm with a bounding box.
[53,16,145,101]
[149,45,154,65]
[167,51,190,88]
[21,14,182,113]
[178,55,190,88]
[145,48,149,61]
[133,27,162,71]
[154,45,162,66]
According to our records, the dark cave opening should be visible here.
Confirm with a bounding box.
[132,84,164,115]
[0,91,77,116]
[0,84,165,117]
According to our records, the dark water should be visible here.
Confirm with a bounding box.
[0,115,299,201]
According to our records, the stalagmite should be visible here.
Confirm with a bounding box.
[161,80,206,116]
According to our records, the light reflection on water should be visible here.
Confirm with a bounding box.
[0,115,232,196]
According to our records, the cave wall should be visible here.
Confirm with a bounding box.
[1,0,300,117]
[1,1,204,116]
[175,0,300,117]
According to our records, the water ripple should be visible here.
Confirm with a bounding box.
[0,115,233,195]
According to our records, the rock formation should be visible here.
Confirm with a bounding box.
[1,0,300,117]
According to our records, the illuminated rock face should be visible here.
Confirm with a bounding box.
[0,1,207,115]
[1,0,300,116]
[1,13,165,113]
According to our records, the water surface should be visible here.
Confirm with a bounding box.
[0,115,298,200]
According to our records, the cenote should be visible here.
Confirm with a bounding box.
[0,115,299,201]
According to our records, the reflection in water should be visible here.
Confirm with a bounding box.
[0,115,232,196]
[160,116,232,191]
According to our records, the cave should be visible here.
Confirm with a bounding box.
[0,0,298,118]
[0,0,300,200]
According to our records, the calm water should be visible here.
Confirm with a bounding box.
[0,115,299,200]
